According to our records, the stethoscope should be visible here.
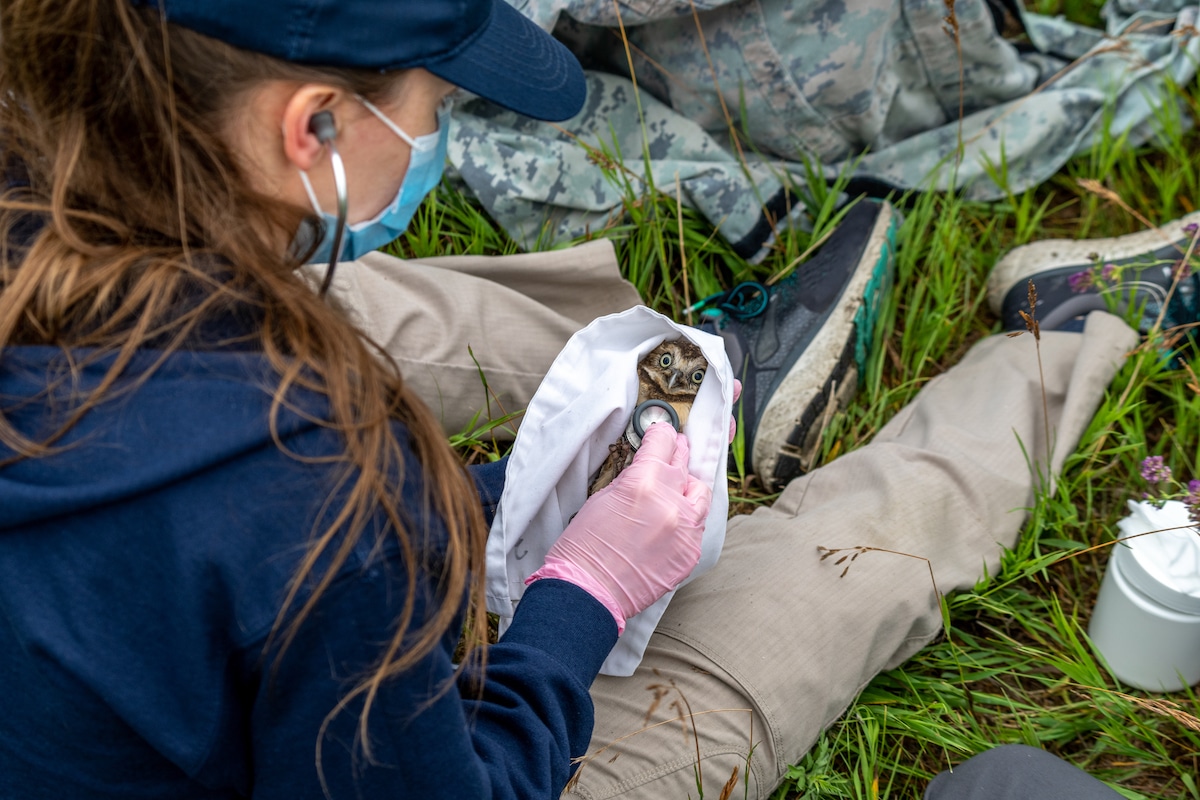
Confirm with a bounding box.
[309,110,347,299]
[629,399,682,448]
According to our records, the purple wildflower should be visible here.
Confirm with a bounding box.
[1141,455,1172,484]
[1100,263,1117,282]
[1068,270,1094,293]
[1187,479,1200,525]
[1184,221,1199,236]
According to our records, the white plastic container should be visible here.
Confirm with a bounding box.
[1088,500,1200,692]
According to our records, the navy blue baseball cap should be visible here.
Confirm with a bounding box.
[134,0,587,121]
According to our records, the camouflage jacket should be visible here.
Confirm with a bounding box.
[447,0,1199,260]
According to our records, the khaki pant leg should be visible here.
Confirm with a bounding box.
[308,239,642,435]
[570,313,1137,799]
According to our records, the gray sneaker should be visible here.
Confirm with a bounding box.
[988,211,1200,339]
[700,200,898,490]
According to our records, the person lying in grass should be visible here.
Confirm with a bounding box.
[0,0,1184,797]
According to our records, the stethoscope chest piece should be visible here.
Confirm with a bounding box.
[627,399,681,449]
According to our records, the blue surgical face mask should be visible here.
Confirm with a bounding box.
[299,98,450,265]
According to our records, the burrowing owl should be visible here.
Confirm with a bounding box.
[587,339,707,495]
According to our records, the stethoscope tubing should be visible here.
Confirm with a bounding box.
[318,140,348,298]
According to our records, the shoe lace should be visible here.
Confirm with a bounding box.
[1097,278,1171,331]
[687,281,769,322]
[1104,268,1200,363]
[1164,271,1200,354]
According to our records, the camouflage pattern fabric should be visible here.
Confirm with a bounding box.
[447,0,1200,261]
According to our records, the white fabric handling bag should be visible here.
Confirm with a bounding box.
[485,305,734,676]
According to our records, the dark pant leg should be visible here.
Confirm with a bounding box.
[924,745,1124,800]
[468,455,509,528]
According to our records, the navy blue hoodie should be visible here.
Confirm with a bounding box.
[0,344,617,798]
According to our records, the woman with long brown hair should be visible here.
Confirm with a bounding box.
[0,0,1161,798]
[0,0,710,796]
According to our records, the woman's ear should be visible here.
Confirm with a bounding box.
[280,85,343,171]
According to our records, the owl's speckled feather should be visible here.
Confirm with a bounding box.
[587,339,707,495]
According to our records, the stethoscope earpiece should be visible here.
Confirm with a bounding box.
[309,111,337,145]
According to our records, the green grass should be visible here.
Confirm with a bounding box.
[392,6,1200,796]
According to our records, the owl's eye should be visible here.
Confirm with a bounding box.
[659,353,673,368]
[691,369,705,384]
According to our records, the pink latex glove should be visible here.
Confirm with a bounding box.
[527,423,711,633]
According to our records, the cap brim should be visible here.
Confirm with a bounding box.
[425,0,586,122]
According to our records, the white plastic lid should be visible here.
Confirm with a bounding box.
[1113,500,1200,616]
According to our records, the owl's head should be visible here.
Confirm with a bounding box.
[637,339,707,399]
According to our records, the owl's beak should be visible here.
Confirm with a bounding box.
[667,369,683,391]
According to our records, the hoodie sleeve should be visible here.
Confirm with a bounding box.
[241,560,618,800]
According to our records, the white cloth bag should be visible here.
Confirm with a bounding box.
[485,305,734,676]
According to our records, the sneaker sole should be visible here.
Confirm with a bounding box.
[752,202,897,489]
[987,210,1200,316]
